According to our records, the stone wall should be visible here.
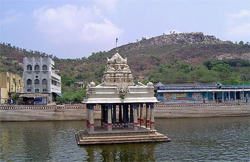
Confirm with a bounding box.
[0,105,86,121]
[155,103,250,118]
[0,103,249,121]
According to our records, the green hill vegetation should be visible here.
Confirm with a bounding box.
[1,32,250,98]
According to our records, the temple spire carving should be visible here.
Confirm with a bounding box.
[102,52,134,87]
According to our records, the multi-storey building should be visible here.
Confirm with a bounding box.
[0,72,23,104]
[22,57,61,105]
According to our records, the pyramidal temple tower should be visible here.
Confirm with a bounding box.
[75,49,170,145]
[102,52,134,86]
[84,52,158,104]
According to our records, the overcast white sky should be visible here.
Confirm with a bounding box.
[0,0,249,58]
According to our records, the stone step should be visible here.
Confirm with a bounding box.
[76,132,170,145]
[83,132,158,137]
[78,137,170,145]
[80,136,168,141]
[80,132,165,140]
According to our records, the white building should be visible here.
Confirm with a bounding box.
[22,57,61,105]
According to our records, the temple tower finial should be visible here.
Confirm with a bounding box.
[116,38,118,53]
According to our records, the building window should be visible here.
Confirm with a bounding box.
[42,65,48,71]
[35,79,39,88]
[42,79,47,88]
[27,89,32,92]
[27,65,32,71]
[52,80,57,86]
[43,89,48,92]
[34,65,40,71]
[42,79,47,84]
[35,89,39,92]
[27,79,32,86]
[35,79,39,84]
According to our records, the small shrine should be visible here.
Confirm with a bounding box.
[75,47,170,145]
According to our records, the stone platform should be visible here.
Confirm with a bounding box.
[75,126,170,145]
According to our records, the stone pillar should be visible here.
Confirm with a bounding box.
[130,104,134,123]
[140,103,144,126]
[222,92,224,102]
[137,104,141,125]
[234,91,237,101]
[127,105,130,123]
[228,91,230,101]
[126,105,129,124]
[101,104,104,126]
[150,103,155,131]
[123,104,128,127]
[213,92,215,102]
[86,104,89,128]
[243,89,245,101]
[112,104,116,125]
[107,105,112,131]
[146,103,150,128]
[133,104,138,131]
[119,104,122,123]
[104,105,108,123]
[89,104,94,132]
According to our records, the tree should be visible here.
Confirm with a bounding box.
[239,41,244,45]
[11,93,19,104]
[0,67,6,72]
[212,63,232,79]
[178,62,192,73]
[61,75,76,87]
[56,89,86,104]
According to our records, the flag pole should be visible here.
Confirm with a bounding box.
[116,38,118,53]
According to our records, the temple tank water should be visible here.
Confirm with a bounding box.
[0,117,249,161]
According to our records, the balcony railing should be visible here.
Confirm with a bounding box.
[34,84,40,88]
[42,85,48,88]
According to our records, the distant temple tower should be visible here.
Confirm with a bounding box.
[75,48,170,145]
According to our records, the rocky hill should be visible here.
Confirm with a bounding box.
[104,32,250,75]
[121,32,229,52]
[1,32,250,89]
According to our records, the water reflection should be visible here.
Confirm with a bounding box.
[155,117,250,161]
[82,143,157,162]
[0,117,249,161]
[0,121,86,161]
[0,122,55,161]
